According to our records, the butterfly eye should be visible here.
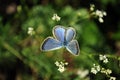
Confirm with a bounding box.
[63,41,67,46]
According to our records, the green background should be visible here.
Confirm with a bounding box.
[0,0,120,80]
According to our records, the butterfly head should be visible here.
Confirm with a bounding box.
[62,41,68,47]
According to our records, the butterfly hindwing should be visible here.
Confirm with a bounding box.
[41,37,62,51]
[66,27,76,42]
[66,40,80,55]
[53,25,65,42]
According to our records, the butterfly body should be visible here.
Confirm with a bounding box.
[41,25,80,55]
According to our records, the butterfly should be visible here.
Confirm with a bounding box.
[41,25,80,55]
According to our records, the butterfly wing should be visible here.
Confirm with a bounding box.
[66,27,76,42]
[53,25,65,42]
[66,40,80,55]
[41,37,62,51]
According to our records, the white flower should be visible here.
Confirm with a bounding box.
[101,68,112,75]
[64,62,68,65]
[106,69,112,74]
[77,69,89,78]
[55,61,68,73]
[92,9,107,23]
[99,55,104,60]
[58,66,65,73]
[52,13,61,21]
[28,27,33,31]
[101,68,106,73]
[99,54,108,63]
[55,61,59,66]
[103,58,108,63]
[95,10,103,17]
[90,4,95,11]
[109,77,116,80]
[96,65,100,71]
[91,68,97,74]
[91,64,100,74]
[95,10,107,17]
[28,27,35,35]
[99,17,104,23]
[103,11,107,16]
[90,4,107,23]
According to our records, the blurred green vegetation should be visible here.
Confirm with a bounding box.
[0,0,120,80]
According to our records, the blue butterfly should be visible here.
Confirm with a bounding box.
[41,25,80,55]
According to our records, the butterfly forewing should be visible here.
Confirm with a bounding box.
[41,37,62,51]
[66,27,76,42]
[66,40,80,55]
[53,25,65,42]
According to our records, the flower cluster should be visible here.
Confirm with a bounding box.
[28,27,35,36]
[101,68,112,75]
[95,10,107,23]
[90,4,107,23]
[52,13,61,21]
[100,68,116,80]
[91,64,100,74]
[90,53,116,79]
[55,61,68,73]
[91,63,116,80]
[99,54,108,63]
